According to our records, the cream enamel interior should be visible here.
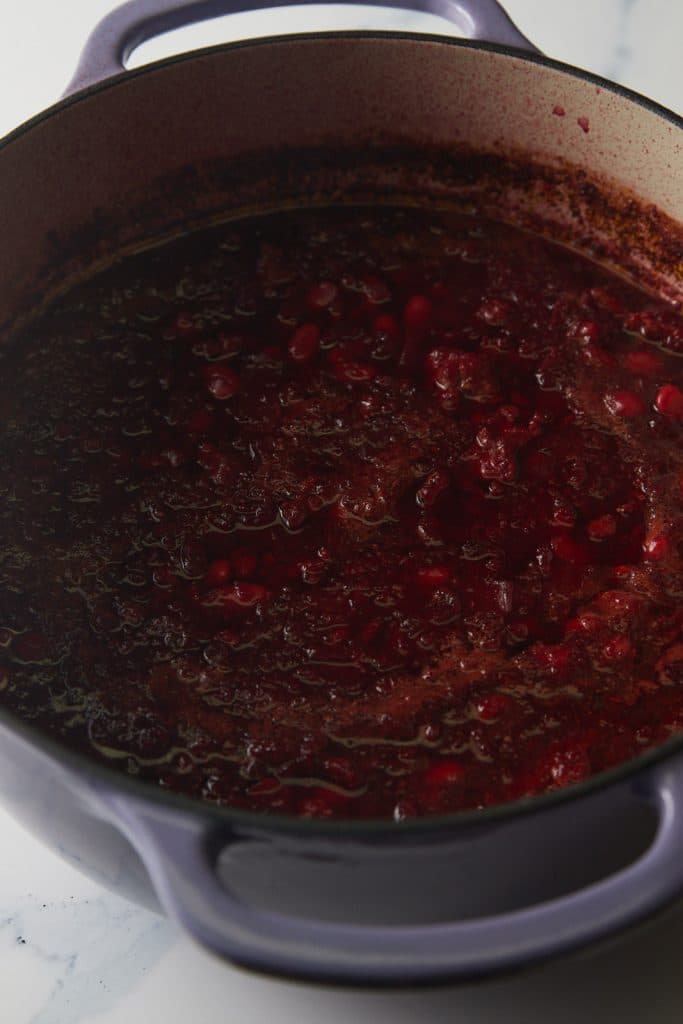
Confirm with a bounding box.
[0,35,681,330]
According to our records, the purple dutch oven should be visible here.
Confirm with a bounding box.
[1,0,683,986]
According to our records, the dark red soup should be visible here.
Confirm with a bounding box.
[1,205,682,819]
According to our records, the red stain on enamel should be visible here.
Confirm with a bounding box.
[577,116,590,133]
[552,105,566,117]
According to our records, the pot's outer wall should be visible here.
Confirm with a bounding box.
[0,716,160,911]
[0,707,662,930]
[0,35,682,332]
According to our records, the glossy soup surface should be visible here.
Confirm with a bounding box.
[1,205,682,819]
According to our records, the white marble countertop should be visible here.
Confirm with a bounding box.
[0,1,682,1021]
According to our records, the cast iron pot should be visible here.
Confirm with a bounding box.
[1,0,683,986]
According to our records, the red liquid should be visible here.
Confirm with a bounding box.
[0,205,682,819]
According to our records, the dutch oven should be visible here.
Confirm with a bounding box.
[0,0,682,986]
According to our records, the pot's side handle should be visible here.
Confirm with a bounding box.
[64,0,540,97]
[105,760,683,984]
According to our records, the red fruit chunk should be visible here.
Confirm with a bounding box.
[475,693,511,721]
[372,313,401,359]
[625,310,683,343]
[205,559,232,586]
[400,306,431,371]
[373,313,400,341]
[232,549,258,578]
[361,275,391,305]
[202,364,240,400]
[587,514,617,541]
[643,535,670,561]
[623,349,663,375]
[597,590,644,621]
[415,565,451,588]
[548,744,590,786]
[532,643,571,673]
[403,294,433,335]
[566,612,602,636]
[288,323,320,362]
[602,635,633,661]
[307,281,338,309]
[478,297,513,326]
[568,319,601,344]
[603,389,646,417]
[422,759,465,788]
[416,469,450,509]
[424,348,458,390]
[589,287,625,314]
[580,343,614,368]
[279,498,308,531]
[655,384,683,419]
[196,442,223,472]
[551,533,589,565]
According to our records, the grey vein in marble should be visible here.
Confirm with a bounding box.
[605,0,638,82]
[0,896,173,1024]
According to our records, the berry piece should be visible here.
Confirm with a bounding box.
[602,635,633,661]
[288,323,320,362]
[403,294,433,336]
[604,390,646,417]
[551,533,589,565]
[307,281,338,309]
[475,693,511,721]
[416,470,450,509]
[569,319,601,344]
[587,514,617,541]
[477,297,513,326]
[623,349,663,375]
[205,559,232,586]
[532,643,571,673]
[422,759,465,788]
[643,535,671,561]
[655,384,683,419]
[549,744,590,786]
[201,364,240,400]
[414,565,451,588]
[232,549,258,578]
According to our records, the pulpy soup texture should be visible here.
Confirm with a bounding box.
[0,205,682,819]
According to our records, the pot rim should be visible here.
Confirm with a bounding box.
[1,28,682,837]
[3,30,682,153]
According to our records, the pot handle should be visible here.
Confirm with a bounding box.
[105,759,683,983]
[65,0,539,96]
